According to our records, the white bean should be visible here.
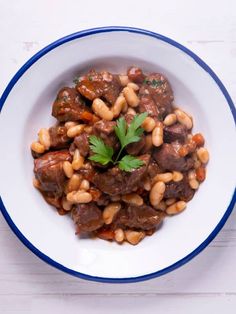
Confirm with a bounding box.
[122,193,143,206]
[92,98,114,121]
[67,124,85,138]
[152,122,163,147]
[149,181,166,207]
[114,228,125,243]
[123,86,140,107]
[62,198,73,211]
[67,174,82,192]
[80,179,90,191]
[166,201,187,215]
[175,109,193,129]
[38,128,50,150]
[119,75,130,86]
[112,95,127,118]
[72,149,84,170]
[127,82,140,91]
[163,113,177,126]
[67,191,92,204]
[172,171,183,182]
[165,198,176,206]
[63,161,74,178]
[103,203,121,224]
[153,172,173,183]
[142,117,156,132]
[31,142,45,154]
[197,147,209,164]
[189,179,199,190]
[125,230,145,245]
[65,121,78,129]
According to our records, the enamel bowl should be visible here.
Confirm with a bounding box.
[0,27,235,283]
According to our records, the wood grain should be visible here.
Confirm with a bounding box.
[0,0,235,313]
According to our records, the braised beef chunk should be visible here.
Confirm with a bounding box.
[139,73,173,119]
[96,193,110,206]
[52,87,89,122]
[164,177,195,201]
[164,123,188,143]
[72,133,90,157]
[138,94,160,119]
[92,155,150,195]
[31,150,43,159]
[153,143,194,171]
[92,120,119,150]
[115,204,165,230]
[147,159,162,178]
[126,135,146,156]
[124,115,147,155]
[72,203,103,233]
[49,125,71,149]
[76,70,121,104]
[78,163,95,181]
[43,193,62,208]
[127,67,145,83]
[34,151,71,197]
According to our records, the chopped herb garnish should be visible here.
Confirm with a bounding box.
[89,135,114,165]
[144,78,164,88]
[73,76,81,84]
[56,95,69,102]
[88,113,148,172]
[118,155,144,172]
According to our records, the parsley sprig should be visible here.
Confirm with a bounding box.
[144,78,164,88]
[88,112,148,171]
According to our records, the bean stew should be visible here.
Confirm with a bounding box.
[31,67,209,245]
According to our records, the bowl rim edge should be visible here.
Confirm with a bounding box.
[0,26,235,284]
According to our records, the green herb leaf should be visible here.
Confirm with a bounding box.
[124,112,148,146]
[114,117,126,147]
[88,135,114,165]
[73,76,81,84]
[89,114,148,171]
[144,78,164,88]
[118,155,144,172]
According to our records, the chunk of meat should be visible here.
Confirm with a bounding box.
[138,94,160,119]
[126,135,146,156]
[92,154,150,195]
[52,87,90,122]
[139,73,174,119]
[43,193,62,208]
[72,203,103,233]
[76,70,122,104]
[49,125,71,149]
[70,133,90,157]
[124,114,146,155]
[78,162,95,181]
[147,158,162,178]
[164,123,188,143]
[92,120,119,150]
[127,66,145,83]
[153,143,194,172]
[164,176,195,201]
[34,151,72,197]
[114,204,165,230]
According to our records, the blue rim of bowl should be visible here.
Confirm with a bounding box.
[0,26,235,283]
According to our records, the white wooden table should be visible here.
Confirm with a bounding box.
[0,0,235,313]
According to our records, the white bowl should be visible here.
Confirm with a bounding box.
[0,27,235,283]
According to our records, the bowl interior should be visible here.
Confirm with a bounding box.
[0,30,235,280]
